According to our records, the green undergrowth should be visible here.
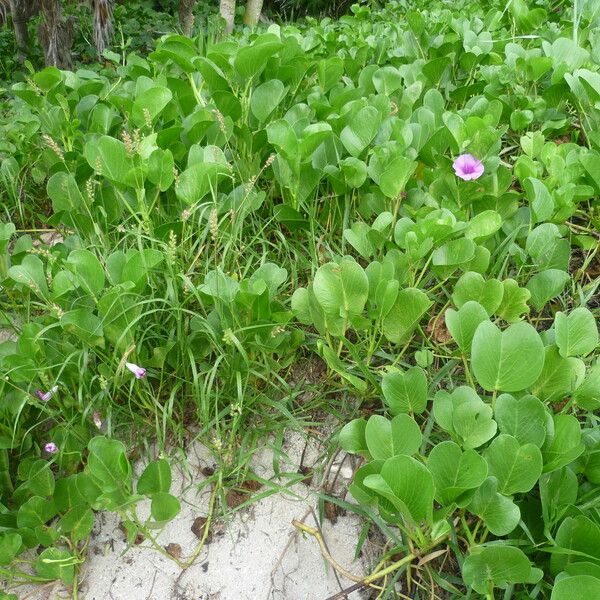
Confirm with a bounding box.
[0,0,599,598]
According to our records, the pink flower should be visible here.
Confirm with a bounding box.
[92,411,103,429]
[125,362,146,379]
[36,385,58,402]
[453,154,484,181]
[44,442,59,454]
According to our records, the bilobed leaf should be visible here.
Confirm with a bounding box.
[338,418,368,455]
[365,414,422,459]
[47,172,86,214]
[462,546,542,595]
[445,301,489,354]
[150,492,180,522]
[364,455,434,524]
[313,257,368,323]
[383,288,432,344]
[137,459,172,495]
[428,441,488,505]
[341,106,380,157]
[484,434,543,495]
[381,366,428,414]
[467,477,521,535]
[250,79,286,123]
[527,269,570,311]
[555,307,599,358]
[84,136,133,185]
[551,576,600,600]
[494,394,547,447]
[67,249,105,297]
[471,321,544,392]
[452,272,504,316]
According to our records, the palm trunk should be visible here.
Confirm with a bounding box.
[9,0,39,62]
[243,0,263,27]
[37,0,74,69]
[178,0,195,36]
[219,0,236,34]
[91,0,113,56]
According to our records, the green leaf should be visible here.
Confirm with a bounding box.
[233,36,282,79]
[452,272,504,316]
[524,177,555,222]
[494,393,547,447]
[428,441,488,505]
[532,345,584,402]
[555,307,599,358]
[67,249,105,297]
[465,210,502,241]
[433,386,497,449]
[176,161,231,204]
[8,254,48,298]
[550,515,600,574]
[551,576,600,600]
[338,418,368,455]
[484,434,543,494]
[542,414,585,473]
[250,79,286,123]
[137,459,172,495]
[17,496,57,528]
[60,309,104,346]
[148,149,175,192]
[150,492,181,522]
[0,533,22,565]
[432,238,476,267]
[364,455,434,524]
[471,321,544,392]
[313,257,369,324]
[381,366,427,414]
[540,467,578,527]
[573,362,600,410]
[132,86,172,127]
[382,288,432,344]
[84,136,133,185]
[46,172,86,214]
[368,153,416,198]
[445,301,489,354]
[35,548,75,585]
[496,279,531,322]
[86,436,131,508]
[468,477,521,535]
[365,414,422,459]
[340,106,380,157]
[58,505,94,543]
[463,546,542,595]
[527,269,570,311]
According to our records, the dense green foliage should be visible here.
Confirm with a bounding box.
[0,0,599,597]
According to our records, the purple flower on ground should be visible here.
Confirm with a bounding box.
[453,154,484,181]
[125,362,146,379]
[36,385,58,402]
[44,442,59,454]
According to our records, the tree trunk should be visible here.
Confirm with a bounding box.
[219,0,236,34]
[9,0,40,62]
[91,0,113,56]
[178,0,195,36]
[37,0,75,69]
[243,0,263,27]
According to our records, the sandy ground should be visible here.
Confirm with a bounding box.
[5,432,372,600]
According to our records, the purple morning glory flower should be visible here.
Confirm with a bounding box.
[453,154,484,181]
[125,362,146,379]
[44,442,59,454]
[36,385,58,402]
